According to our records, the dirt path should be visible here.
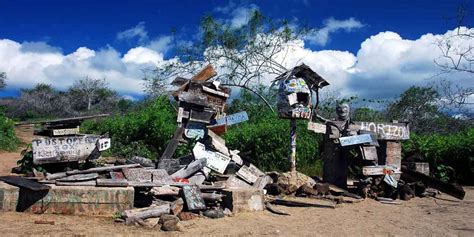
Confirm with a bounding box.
[0,125,37,175]
[0,127,473,236]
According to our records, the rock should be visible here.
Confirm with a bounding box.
[315,183,330,195]
[178,211,199,221]
[276,171,317,195]
[170,198,184,215]
[159,214,183,232]
[203,209,225,219]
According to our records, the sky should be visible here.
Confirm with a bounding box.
[0,0,472,102]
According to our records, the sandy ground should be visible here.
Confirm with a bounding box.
[0,126,473,236]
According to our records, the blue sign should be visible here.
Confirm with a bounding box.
[214,111,249,126]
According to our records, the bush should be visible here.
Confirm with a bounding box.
[0,112,19,151]
[403,127,474,184]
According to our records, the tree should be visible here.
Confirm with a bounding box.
[0,72,6,90]
[69,77,109,112]
[13,84,71,119]
[144,10,309,110]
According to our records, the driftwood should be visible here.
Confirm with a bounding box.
[270,197,336,209]
[200,192,225,202]
[66,164,141,175]
[122,204,170,221]
[265,202,290,216]
[46,172,67,180]
[401,166,465,200]
[96,179,128,187]
[171,159,207,179]
[149,186,180,196]
[57,173,98,182]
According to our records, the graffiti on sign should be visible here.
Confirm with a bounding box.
[339,134,376,147]
[358,122,410,140]
[32,135,101,164]
[214,111,249,126]
[307,122,326,133]
[185,122,206,140]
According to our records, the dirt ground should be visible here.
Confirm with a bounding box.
[0,126,473,236]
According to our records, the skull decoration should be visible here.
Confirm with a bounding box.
[277,77,312,119]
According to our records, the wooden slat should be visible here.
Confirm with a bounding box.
[0,176,50,191]
[66,164,141,175]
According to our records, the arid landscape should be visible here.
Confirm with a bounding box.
[0,127,472,236]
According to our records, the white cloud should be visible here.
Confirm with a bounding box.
[306,17,364,46]
[215,3,259,28]
[117,21,149,43]
[0,39,168,96]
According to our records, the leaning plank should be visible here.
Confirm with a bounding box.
[55,180,97,186]
[66,164,141,175]
[57,173,98,182]
[96,179,128,187]
[0,176,50,191]
[171,158,207,179]
[122,204,171,221]
[46,172,67,180]
[401,166,465,200]
[265,202,290,216]
[270,197,335,209]
[200,192,225,202]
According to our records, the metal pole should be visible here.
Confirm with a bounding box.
[290,119,297,172]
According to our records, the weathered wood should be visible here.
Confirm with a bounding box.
[361,145,378,161]
[46,172,67,180]
[170,198,184,215]
[362,165,401,176]
[191,64,217,81]
[193,142,231,174]
[200,192,225,201]
[401,166,465,200]
[0,176,51,191]
[171,158,207,179]
[66,164,140,175]
[96,179,128,187]
[214,111,249,126]
[122,204,171,220]
[357,121,410,140]
[236,164,264,184]
[207,130,229,156]
[307,122,326,133]
[159,126,184,161]
[55,180,97,186]
[252,175,272,190]
[34,220,55,225]
[52,127,80,136]
[150,186,180,196]
[181,185,206,211]
[157,159,181,174]
[339,134,377,147]
[129,156,154,167]
[32,135,101,164]
[270,198,335,209]
[265,202,290,216]
[15,114,110,126]
[56,173,98,182]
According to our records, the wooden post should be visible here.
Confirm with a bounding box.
[289,119,297,172]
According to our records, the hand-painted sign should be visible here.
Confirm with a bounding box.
[357,122,410,140]
[32,135,102,164]
[307,122,326,133]
[214,111,249,126]
[98,138,111,151]
[52,127,80,136]
[185,122,206,140]
[192,142,231,174]
[236,164,265,184]
[339,134,376,147]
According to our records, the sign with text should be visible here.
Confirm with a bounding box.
[339,134,375,147]
[214,111,249,126]
[307,122,326,133]
[357,122,410,140]
[32,135,101,164]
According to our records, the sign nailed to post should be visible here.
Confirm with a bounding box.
[214,111,249,126]
[339,134,377,147]
[357,122,410,140]
[307,122,326,133]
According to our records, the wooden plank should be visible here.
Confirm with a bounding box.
[96,179,128,187]
[357,121,410,140]
[192,142,231,174]
[159,126,184,161]
[123,168,152,182]
[191,64,217,82]
[46,172,67,180]
[202,86,229,98]
[66,164,141,175]
[181,185,206,211]
[52,127,80,136]
[184,122,206,140]
[214,111,249,126]
[307,122,326,133]
[362,165,401,176]
[56,173,98,182]
[339,134,376,147]
[55,180,97,186]
[361,145,378,161]
[0,176,51,191]
[97,138,111,151]
[236,164,264,184]
[271,197,335,209]
[171,158,207,179]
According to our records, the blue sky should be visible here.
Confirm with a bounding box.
[0,0,472,101]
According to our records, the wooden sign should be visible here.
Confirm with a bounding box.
[192,142,231,174]
[307,122,326,133]
[357,122,410,140]
[361,145,378,161]
[236,164,264,184]
[52,127,80,136]
[339,134,376,147]
[214,111,249,126]
[185,122,206,140]
[98,138,111,151]
[32,135,101,164]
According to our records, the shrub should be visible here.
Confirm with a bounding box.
[0,112,19,151]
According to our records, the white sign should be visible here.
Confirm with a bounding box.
[339,134,374,147]
[52,127,80,136]
[192,142,231,174]
[307,122,326,133]
[98,138,111,151]
[32,135,100,164]
[358,122,410,140]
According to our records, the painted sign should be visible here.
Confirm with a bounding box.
[192,142,231,174]
[291,107,311,119]
[32,135,101,164]
[215,111,249,126]
[236,164,265,184]
[357,122,410,140]
[307,122,326,133]
[185,122,206,140]
[339,134,376,147]
[98,138,111,151]
[52,127,80,136]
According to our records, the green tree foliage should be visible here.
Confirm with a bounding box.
[0,111,19,151]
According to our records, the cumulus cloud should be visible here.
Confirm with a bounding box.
[0,39,166,97]
[117,22,172,54]
[306,17,365,46]
[215,2,259,28]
